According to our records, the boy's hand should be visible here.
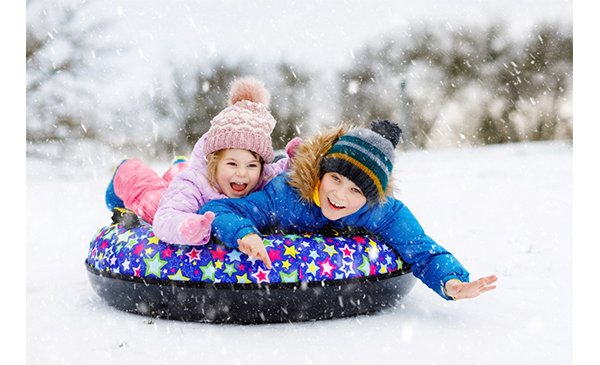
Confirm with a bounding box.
[238,234,272,269]
[445,275,498,300]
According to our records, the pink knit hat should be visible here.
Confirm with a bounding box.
[203,77,276,163]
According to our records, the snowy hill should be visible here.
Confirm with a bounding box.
[26,140,573,364]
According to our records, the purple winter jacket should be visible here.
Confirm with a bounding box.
[152,133,290,245]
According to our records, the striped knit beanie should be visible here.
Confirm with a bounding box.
[203,77,276,163]
[320,120,402,204]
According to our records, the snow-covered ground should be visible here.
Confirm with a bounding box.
[25,140,574,364]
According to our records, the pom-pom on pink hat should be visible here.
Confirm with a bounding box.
[203,77,277,163]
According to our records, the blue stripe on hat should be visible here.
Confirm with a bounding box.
[326,145,388,192]
[324,153,385,199]
[334,135,393,174]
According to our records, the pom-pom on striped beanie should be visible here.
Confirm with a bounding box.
[320,120,402,204]
[203,77,276,163]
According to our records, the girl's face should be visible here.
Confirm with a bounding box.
[215,149,262,198]
[318,172,367,221]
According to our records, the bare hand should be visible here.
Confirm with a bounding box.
[237,234,272,269]
[445,275,498,300]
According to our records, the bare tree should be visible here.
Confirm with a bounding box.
[337,21,572,148]
[26,0,112,143]
[269,62,311,150]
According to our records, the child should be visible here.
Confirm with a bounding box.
[200,120,497,300]
[105,76,301,246]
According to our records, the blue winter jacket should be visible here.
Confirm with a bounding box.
[200,174,470,300]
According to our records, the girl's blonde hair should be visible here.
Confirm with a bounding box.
[206,149,265,192]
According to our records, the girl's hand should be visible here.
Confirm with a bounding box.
[237,234,272,269]
[285,137,303,159]
[445,275,498,300]
[178,211,215,245]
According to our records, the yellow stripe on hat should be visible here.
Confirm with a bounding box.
[325,153,384,198]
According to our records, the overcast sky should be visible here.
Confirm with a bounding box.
[81,0,572,81]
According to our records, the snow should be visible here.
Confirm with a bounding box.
[25,140,575,364]
[18,0,590,362]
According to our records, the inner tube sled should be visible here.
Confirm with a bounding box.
[85,215,415,324]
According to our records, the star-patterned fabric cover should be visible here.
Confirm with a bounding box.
[87,221,406,284]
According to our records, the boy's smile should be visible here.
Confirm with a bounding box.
[318,172,367,221]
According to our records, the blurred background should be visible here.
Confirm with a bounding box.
[25,0,573,163]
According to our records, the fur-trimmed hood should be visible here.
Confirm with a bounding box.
[286,123,396,204]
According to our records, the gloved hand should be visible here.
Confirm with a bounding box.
[178,211,215,246]
[285,137,303,159]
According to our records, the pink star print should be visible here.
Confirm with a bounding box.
[319,257,337,279]
[268,248,282,263]
[354,237,366,245]
[132,244,144,256]
[186,248,201,261]
[252,267,270,283]
[162,246,175,258]
[211,246,228,261]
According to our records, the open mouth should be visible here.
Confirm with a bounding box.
[230,182,248,193]
[327,198,346,210]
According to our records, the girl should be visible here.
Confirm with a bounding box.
[105,77,300,246]
[200,120,497,300]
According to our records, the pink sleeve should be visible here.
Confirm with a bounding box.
[152,168,221,245]
[153,133,221,245]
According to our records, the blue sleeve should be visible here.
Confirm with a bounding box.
[361,199,470,300]
[200,188,275,249]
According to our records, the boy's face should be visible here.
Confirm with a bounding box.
[216,149,262,198]
[318,172,367,220]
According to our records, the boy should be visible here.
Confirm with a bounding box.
[200,120,497,300]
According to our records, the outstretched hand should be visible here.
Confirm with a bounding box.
[237,233,272,269]
[445,275,498,300]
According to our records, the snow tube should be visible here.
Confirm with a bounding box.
[85,218,416,324]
